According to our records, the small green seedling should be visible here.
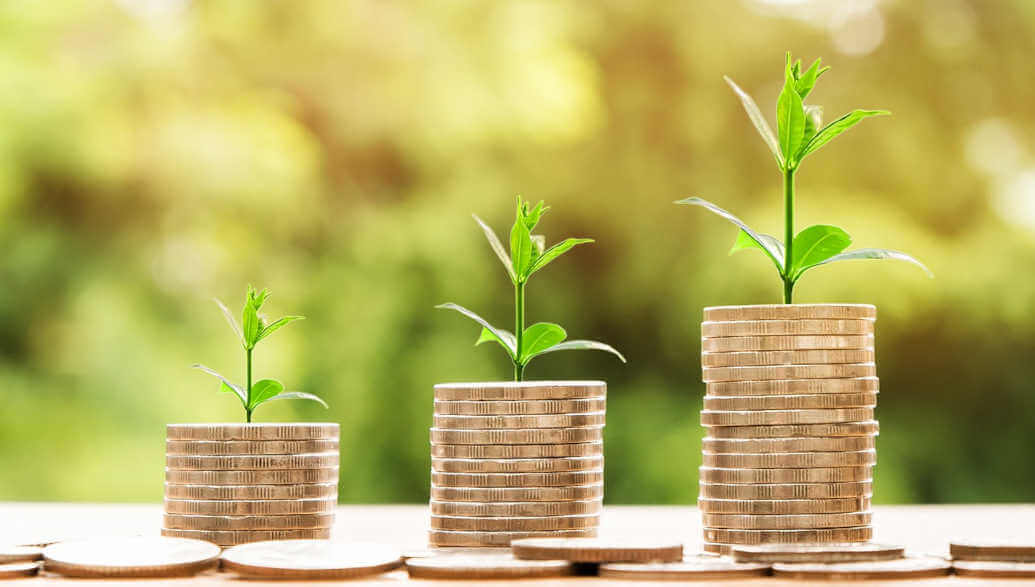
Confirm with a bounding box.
[438,197,625,381]
[677,53,931,303]
[194,286,327,422]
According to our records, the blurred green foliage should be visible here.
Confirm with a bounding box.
[1,0,1035,504]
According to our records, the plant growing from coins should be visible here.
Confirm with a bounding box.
[677,53,931,303]
[438,197,625,381]
[194,286,327,422]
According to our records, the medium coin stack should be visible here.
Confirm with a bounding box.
[163,423,340,547]
[698,304,878,554]
[429,382,606,547]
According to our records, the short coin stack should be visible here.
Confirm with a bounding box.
[429,382,606,547]
[163,423,340,547]
[698,304,878,554]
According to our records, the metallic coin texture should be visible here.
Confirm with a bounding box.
[702,364,877,383]
[699,481,872,500]
[702,436,876,454]
[430,442,602,459]
[163,482,338,501]
[511,537,684,563]
[703,304,876,322]
[428,529,596,547]
[699,466,872,484]
[950,540,1035,562]
[429,427,603,445]
[731,542,906,563]
[702,511,873,530]
[166,452,338,470]
[163,498,336,515]
[772,556,951,580]
[699,497,870,515]
[433,399,606,415]
[430,484,603,503]
[429,499,601,517]
[702,335,874,353]
[701,450,877,469]
[433,412,605,430]
[703,393,877,411]
[706,421,879,439]
[431,456,602,473]
[165,439,339,455]
[42,537,220,578]
[701,408,874,427]
[707,378,879,397]
[953,561,1035,578]
[0,546,42,563]
[163,513,334,531]
[701,349,874,368]
[599,555,770,580]
[704,526,873,545]
[166,423,339,441]
[165,468,339,485]
[434,382,606,401]
[405,553,574,579]
[702,319,874,337]
[0,562,41,578]
[220,540,402,579]
[160,528,331,546]
[430,514,600,531]
[431,470,603,488]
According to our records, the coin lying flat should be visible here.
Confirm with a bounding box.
[166,453,339,471]
[701,349,875,368]
[511,537,683,563]
[702,450,877,469]
[430,499,602,517]
[953,561,1035,578]
[699,497,870,515]
[699,481,872,500]
[703,364,877,383]
[433,412,606,430]
[434,382,606,401]
[431,442,603,459]
[701,408,874,427]
[163,513,334,531]
[950,540,1035,562]
[702,542,733,555]
[707,421,879,439]
[160,528,331,546]
[699,467,872,484]
[164,482,338,501]
[702,511,872,530]
[220,540,402,579]
[702,436,876,454]
[704,526,873,545]
[43,537,220,578]
[599,555,770,579]
[165,468,339,485]
[166,423,339,441]
[707,378,879,396]
[428,529,596,547]
[703,393,878,411]
[0,546,42,563]
[430,427,604,445]
[702,319,875,338]
[0,562,41,578]
[165,439,339,455]
[163,498,337,515]
[702,335,874,353]
[434,399,606,415]
[772,556,950,580]
[431,470,603,488]
[430,484,603,503]
[731,543,906,563]
[431,514,600,531]
[405,553,574,579]
[704,304,877,322]
[431,456,603,473]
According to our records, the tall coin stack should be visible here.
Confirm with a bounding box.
[163,423,340,547]
[429,381,607,547]
[698,305,878,554]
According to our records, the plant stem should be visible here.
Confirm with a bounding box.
[246,347,253,423]
[514,280,525,382]
[783,167,796,304]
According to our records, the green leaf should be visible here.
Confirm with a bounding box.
[812,248,933,277]
[214,298,244,345]
[518,322,567,364]
[803,105,823,143]
[798,109,891,161]
[776,58,806,167]
[248,378,284,410]
[730,229,787,274]
[510,210,534,282]
[193,364,246,407]
[530,235,546,257]
[476,327,518,357]
[790,224,853,280]
[675,197,785,274]
[724,76,783,168]
[473,214,517,283]
[526,238,593,278]
[265,391,329,409]
[436,303,517,359]
[794,58,828,99]
[521,199,548,231]
[242,285,269,349]
[525,339,626,365]
[256,315,304,343]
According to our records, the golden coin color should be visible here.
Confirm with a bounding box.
[701,408,875,427]
[166,423,338,441]
[702,335,874,353]
[434,399,606,415]
[732,542,905,563]
[429,499,601,517]
[953,561,1035,578]
[165,439,339,456]
[431,456,602,473]
[511,537,683,563]
[430,470,603,488]
[599,555,770,580]
[950,540,1035,562]
[433,412,606,430]
[163,513,333,531]
[160,528,330,547]
[702,319,874,338]
[42,537,220,578]
[699,466,872,484]
[428,529,596,547]
[702,436,876,454]
[405,554,574,579]
[707,421,879,439]
[704,304,876,322]
[430,484,603,503]
[0,562,41,578]
[772,556,951,580]
[166,452,338,471]
[0,546,42,563]
[704,526,873,545]
[702,511,872,530]
[434,382,605,401]
[164,482,338,501]
[163,498,336,516]
[165,468,338,485]
[699,481,872,500]
[703,393,877,411]
[703,364,876,383]
[430,443,602,459]
[702,349,874,368]
[707,377,879,396]
[702,450,877,469]
[430,514,600,531]
[429,427,603,445]
[699,497,870,515]
[220,540,402,580]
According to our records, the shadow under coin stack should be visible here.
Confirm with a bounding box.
[163,423,340,547]
[698,304,878,554]
[429,381,607,547]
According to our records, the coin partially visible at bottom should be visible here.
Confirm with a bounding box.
[511,537,683,563]
[950,540,1035,562]
[0,546,43,563]
[731,542,906,563]
[161,527,330,547]
[406,554,575,579]
[428,529,595,547]
[220,540,402,579]
[42,537,220,578]
[953,561,1035,578]
[772,556,951,580]
[599,555,770,580]
[0,563,41,579]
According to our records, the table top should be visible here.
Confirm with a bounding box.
[2,503,1034,584]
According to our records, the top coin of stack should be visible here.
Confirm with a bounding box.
[163,423,340,547]
[429,382,606,547]
[699,305,878,554]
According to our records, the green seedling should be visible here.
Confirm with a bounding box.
[194,286,326,422]
[677,53,931,303]
[438,197,625,381]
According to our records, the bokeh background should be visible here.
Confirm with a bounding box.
[2,0,1034,504]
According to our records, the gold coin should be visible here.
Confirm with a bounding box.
[703,542,732,555]
[405,554,574,579]
[165,439,339,455]
[703,364,877,383]
[166,423,338,441]
[511,537,684,563]
[0,546,42,563]
[599,555,769,580]
[702,511,872,530]
[732,543,905,563]
[704,526,872,545]
[430,514,600,531]
[431,470,603,488]
[166,452,339,471]
[430,443,602,459]
[42,537,220,578]
[702,335,874,353]
[429,427,603,445]
[434,399,606,415]
[953,561,1035,578]
[163,498,336,515]
[699,481,872,500]
[699,466,872,484]
[699,497,870,515]
[0,562,40,578]
[701,408,874,427]
[706,421,879,439]
[163,513,334,531]
[702,349,875,368]
[161,528,330,547]
[221,540,402,580]
[434,382,606,401]
[428,529,596,547]
[164,482,338,501]
[430,499,601,517]
[950,540,1035,562]
[431,456,603,473]
[702,436,876,453]
[707,377,879,396]
[702,450,877,469]
[165,468,339,485]
[430,484,603,502]
[704,304,876,322]
[704,393,877,411]
[772,556,951,580]
[433,412,606,430]
[703,319,874,338]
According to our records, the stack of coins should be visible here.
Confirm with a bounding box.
[163,423,340,547]
[429,382,606,547]
[698,305,878,554]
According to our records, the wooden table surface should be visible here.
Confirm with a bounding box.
[2,503,1034,584]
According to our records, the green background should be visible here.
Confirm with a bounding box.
[2,0,1034,504]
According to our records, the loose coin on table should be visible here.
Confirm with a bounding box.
[703,304,877,322]
[772,556,951,580]
[598,554,770,580]
[0,562,40,579]
[42,537,220,578]
[702,450,877,469]
[732,543,905,563]
[406,554,575,579]
[950,539,1035,562]
[699,497,869,515]
[0,546,42,563]
[221,540,401,579]
[699,481,872,500]
[953,560,1035,578]
[511,537,683,563]
[428,529,595,547]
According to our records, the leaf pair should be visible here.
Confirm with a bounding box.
[194,364,328,414]
[223,286,305,350]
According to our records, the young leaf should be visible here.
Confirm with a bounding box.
[248,378,284,410]
[803,105,823,143]
[510,209,535,281]
[526,238,593,278]
[521,200,548,231]
[525,340,627,364]
[776,59,806,167]
[241,286,269,349]
[436,303,517,359]
[730,230,787,274]
[518,322,567,364]
[798,109,891,161]
[473,214,517,283]
[724,76,784,168]
[812,248,933,277]
[476,327,518,357]
[256,315,304,344]
[790,224,852,280]
[214,298,244,344]
[193,364,247,406]
[794,58,828,99]
[675,197,786,273]
[265,391,329,408]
